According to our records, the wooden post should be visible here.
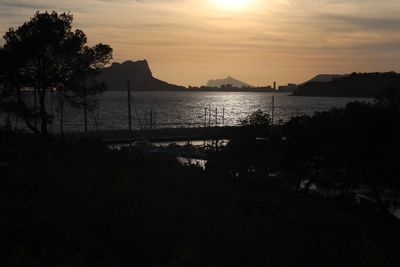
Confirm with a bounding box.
[271,96,275,124]
[144,111,147,136]
[34,88,37,128]
[208,107,211,127]
[215,108,218,126]
[83,87,88,133]
[97,107,100,134]
[153,112,156,129]
[222,107,225,127]
[60,96,64,135]
[93,107,100,135]
[127,80,132,146]
[204,107,207,128]
[5,112,11,129]
[50,90,53,134]
[13,115,19,131]
[150,109,153,138]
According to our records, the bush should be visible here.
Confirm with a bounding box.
[240,109,271,126]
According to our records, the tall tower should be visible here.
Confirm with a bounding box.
[273,82,276,90]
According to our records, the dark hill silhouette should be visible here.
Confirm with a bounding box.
[207,76,253,88]
[304,74,343,84]
[294,72,400,97]
[96,60,185,91]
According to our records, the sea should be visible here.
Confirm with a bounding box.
[2,91,372,132]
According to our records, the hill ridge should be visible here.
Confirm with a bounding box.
[96,60,185,91]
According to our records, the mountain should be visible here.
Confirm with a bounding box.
[96,60,185,91]
[294,72,400,97]
[206,76,253,88]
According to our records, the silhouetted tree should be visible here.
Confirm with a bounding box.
[375,86,400,108]
[240,109,271,126]
[0,11,112,134]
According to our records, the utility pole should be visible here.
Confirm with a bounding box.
[127,80,132,146]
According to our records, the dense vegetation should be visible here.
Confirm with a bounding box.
[1,92,400,266]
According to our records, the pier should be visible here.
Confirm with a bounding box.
[62,126,245,144]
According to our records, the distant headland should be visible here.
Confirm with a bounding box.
[97,60,399,97]
[96,60,185,91]
[294,72,400,97]
[96,60,296,93]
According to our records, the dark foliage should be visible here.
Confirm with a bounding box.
[217,94,400,212]
[0,11,113,134]
[240,109,271,126]
[1,130,400,266]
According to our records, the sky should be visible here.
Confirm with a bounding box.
[1,0,400,87]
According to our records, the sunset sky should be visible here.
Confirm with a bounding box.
[1,0,399,87]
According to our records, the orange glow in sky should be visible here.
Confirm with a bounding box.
[1,0,399,87]
[214,0,251,9]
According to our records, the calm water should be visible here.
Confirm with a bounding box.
[3,91,371,132]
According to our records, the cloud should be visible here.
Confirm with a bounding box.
[1,0,399,85]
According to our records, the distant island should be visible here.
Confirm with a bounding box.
[294,72,400,97]
[207,76,253,88]
[96,60,297,92]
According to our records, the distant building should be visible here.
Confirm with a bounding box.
[256,86,275,92]
[278,83,298,92]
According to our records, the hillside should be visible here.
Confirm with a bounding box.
[96,60,185,91]
[305,74,343,83]
[294,72,400,97]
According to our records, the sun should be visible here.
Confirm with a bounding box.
[214,0,250,9]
